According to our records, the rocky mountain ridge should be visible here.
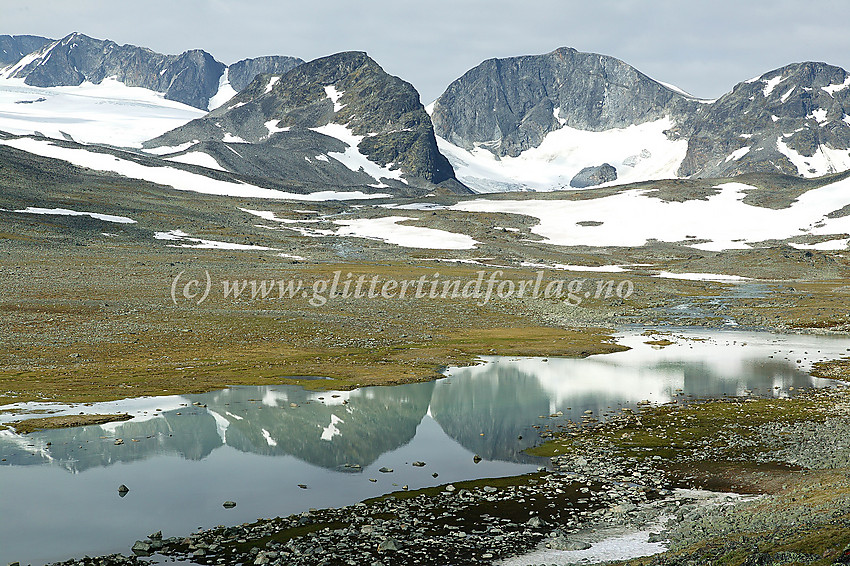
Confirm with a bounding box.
[0,32,303,110]
[433,47,850,188]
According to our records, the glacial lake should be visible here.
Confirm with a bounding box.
[1,328,849,565]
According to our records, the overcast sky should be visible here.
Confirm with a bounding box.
[5,0,850,103]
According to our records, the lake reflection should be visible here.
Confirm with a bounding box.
[1,328,848,564]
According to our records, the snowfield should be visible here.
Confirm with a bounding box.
[333,216,478,249]
[452,180,850,251]
[312,122,405,187]
[438,117,688,193]
[0,77,204,146]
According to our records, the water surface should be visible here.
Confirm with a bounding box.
[1,328,847,564]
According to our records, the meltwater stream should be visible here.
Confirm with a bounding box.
[1,328,849,564]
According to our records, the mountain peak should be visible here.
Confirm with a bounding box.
[432,46,692,158]
[145,50,463,193]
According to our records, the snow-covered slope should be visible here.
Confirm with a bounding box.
[0,77,205,146]
[437,117,688,192]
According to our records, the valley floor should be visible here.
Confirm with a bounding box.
[2,149,850,565]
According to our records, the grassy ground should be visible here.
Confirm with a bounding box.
[0,246,628,404]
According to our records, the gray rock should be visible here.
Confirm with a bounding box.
[377,538,400,551]
[131,540,152,556]
[433,47,689,158]
[0,35,51,65]
[227,56,304,92]
[434,47,850,181]
[570,163,617,188]
[526,515,546,528]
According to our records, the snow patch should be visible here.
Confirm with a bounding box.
[497,526,666,566]
[655,271,750,282]
[264,76,280,94]
[776,136,850,177]
[780,86,796,103]
[725,146,751,162]
[324,85,345,112]
[264,119,290,137]
[312,123,405,183]
[520,261,627,273]
[452,179,850,251]
[762,75,784,97]
[809,108,828,123]
[333,216,478,250]
[207,68,237,110]
[145,141,197,155]
[221,132,247,143]
[154,229,276,250]
[823,75,850,95]
[13,206,136,224]
[165,151,225,171]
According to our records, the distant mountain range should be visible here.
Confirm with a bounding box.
[2,34,850,194]
[0,32,302,110]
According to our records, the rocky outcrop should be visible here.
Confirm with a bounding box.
[0,34,51,65]
[677,62,850,178]
[227,55,304,91]
[2,33,225,109]
[569,163,617,188]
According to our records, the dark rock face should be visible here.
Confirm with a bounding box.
[0,35,51,65]
[146,51,463,192]
[570,163,617,188]
[1,32,304,111]
[228,56,304,91]
[432,47,697,158]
